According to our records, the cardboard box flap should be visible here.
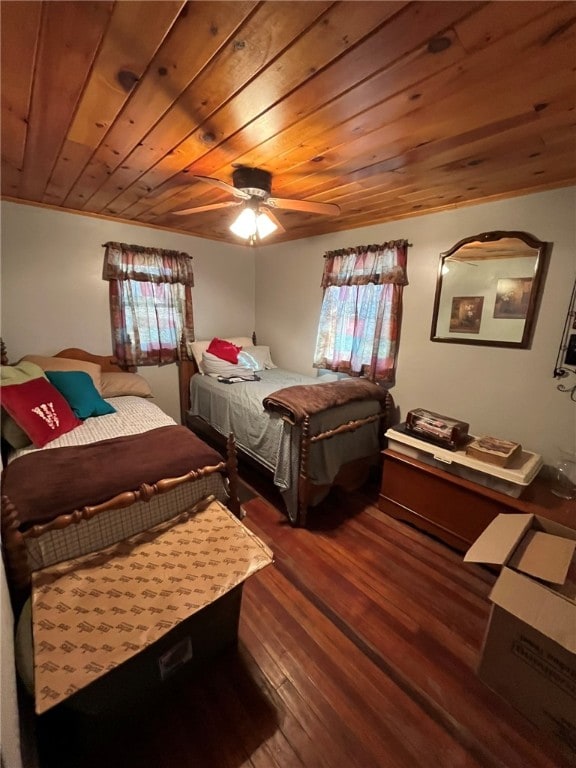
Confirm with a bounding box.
[489,568,576,653]
[464,514,534,566]
[507,530,576,585]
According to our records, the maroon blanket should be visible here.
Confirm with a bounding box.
[1,426,224,528]
[262,378,391,424]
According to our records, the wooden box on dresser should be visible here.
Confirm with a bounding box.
[379,448,575,552]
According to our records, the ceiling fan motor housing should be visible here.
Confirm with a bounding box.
[233,167,272,198]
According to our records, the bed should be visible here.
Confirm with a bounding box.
[0,343,242,601]
[0,342,275,718]
[178,335,394,526]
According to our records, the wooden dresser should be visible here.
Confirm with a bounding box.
[379,448,576,552]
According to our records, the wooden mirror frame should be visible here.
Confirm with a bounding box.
[430,230,550,349]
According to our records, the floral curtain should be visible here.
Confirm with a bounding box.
[103,242,194,366]
[313,241,408,383]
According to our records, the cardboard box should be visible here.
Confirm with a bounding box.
[29,498,274,716]
[465,514,576,761]
[64,584,244,716]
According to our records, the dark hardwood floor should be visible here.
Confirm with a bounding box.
[33,473,571,768]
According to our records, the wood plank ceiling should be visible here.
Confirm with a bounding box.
[1,1,575,246]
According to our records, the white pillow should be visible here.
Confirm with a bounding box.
[239,345,277,371]
[201,351,254,378]
[189,337,254,373]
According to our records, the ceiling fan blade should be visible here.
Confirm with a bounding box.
[171,201,241,216]
[263,209,285,233]
[192,175,250,200]
[266,197,340,216]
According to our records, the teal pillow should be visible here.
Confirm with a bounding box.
[45,370,116,420]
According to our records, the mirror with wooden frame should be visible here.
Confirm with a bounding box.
[430,231,550,348]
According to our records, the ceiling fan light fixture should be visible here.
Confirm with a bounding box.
[229,206,277,242]
[230,207,257,239]
[256,210,277,239]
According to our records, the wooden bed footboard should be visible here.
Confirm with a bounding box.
[1,433,240,602]
[187,393,392,528]
[296,403,389,527]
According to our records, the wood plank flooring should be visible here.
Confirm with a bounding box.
[34,475,571,768]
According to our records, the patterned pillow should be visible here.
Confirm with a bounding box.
[0,361,47,448]
[1,377,82,447]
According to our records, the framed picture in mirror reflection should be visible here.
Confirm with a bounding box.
[449,296,484,334]
[493,277,533,320]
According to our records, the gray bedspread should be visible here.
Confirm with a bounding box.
[189,369,382,520]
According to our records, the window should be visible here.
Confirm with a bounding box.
[103,242,194,366]
[313,241,408,383]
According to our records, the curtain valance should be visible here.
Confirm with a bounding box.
[103,242,194,286]
[321,241,409,288]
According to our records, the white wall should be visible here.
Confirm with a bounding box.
[255,187,576,466]
[2,190,573,767]
[2,190,574,462]
[0,202,256,422]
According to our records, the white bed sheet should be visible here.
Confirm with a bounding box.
[10,396,175,461]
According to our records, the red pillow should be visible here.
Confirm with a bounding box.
[1,377,82,448]
[206,337,242,364]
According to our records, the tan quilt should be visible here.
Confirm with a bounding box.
[31,498,273,714]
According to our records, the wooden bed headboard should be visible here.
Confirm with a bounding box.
[54,348,135,373]
[0,340,133,374]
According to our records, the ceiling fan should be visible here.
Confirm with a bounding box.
[171,167,340,243]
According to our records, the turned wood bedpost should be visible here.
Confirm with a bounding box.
[1,495,32,601]
[226,433,241,519]
[297,416,311,527]
[178,334,195,425]
[379,392,388,447]
[382,390,394,444]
